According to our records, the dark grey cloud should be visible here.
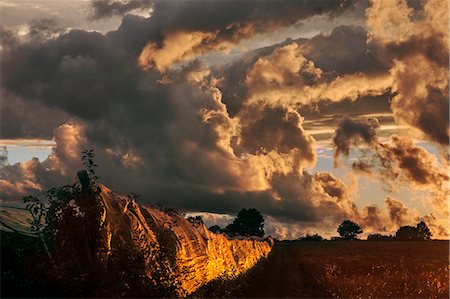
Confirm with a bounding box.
[90,0,153,19]
[392,76,449,146]
[0,2,378,228]
[237,105,316,164]
[0,91,70,139]
[213,37,308,116]
[1,0,446,239]
[0,147,8,168]
[101,0,359,61]
[214,25,389,117]
[0,1,121,34]
[0,26,18,52]
[93,0,355,26]
[302,25,387,75]
[333,118,449,211]
[382,33,449,147]
[366,0,449,147]
[333,117,380,159]
[298,92,393,135]
[385,196,413,227]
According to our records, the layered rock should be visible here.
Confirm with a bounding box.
[88,185,273,294]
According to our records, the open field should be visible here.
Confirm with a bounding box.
[193,240,450,298]
[2,231,449,298]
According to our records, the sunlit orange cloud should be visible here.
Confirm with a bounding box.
[193,71,370,230]
[0,177,42,199]
[332,117,449,219]
[194,193,449,240]
[367,0,449,146]
[357,195,449,239]
[0,123,86,200]
[198,78,309,192]
[193,72,318,192]
[139,24,256,72]
[183,65,447,237]
[244,43,392,107]
[139,31,217,72]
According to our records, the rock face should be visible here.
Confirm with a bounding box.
[90,185,273,294]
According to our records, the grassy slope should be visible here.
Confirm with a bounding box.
[193,240,450,298]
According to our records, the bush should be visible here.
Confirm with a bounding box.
[367,234,394,241]
[18,149,182,297]
[299,234,324,241]
[208,225,222,234]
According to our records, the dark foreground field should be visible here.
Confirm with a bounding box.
[193,240,449,298]
[2,232,449,298]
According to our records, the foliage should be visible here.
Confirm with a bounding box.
[299,234,324,241]
[81,148,100,183]
[337,220,363,240]
[186,215,203,227]
[1,231,63,298]
[330,236,343,241]
[208,225,222,234]
[396,226,418,241]
[225,208,265,237]
[396,221,432,241]
[367,233,394,241]
[17,148,183,297]
[416,221,432,240]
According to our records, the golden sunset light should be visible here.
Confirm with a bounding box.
[0,0,448,298]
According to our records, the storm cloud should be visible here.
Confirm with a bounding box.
[367,0,449,146]
[333,118,449,214]
[0,0,448,239]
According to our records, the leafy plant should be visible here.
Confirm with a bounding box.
[299,234,324,241]
[396,221,432,241]
[20,148,185,297]
[81,148,100,184]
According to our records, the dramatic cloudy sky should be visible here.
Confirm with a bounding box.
[0,0,448,239]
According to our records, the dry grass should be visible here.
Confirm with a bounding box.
[193,240,449,298]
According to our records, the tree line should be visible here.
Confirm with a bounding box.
[298,219,433,241]
[207,212,434,242]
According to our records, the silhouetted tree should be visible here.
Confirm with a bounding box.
[396,221,432,241]
[417,221,432,240]
[396,225,418,241]
[367,233,394,241]
[225,208,265,237]
[299,234,324,241]
[208,225,222,234]
[337,220,363,240]
[186,215,203,227]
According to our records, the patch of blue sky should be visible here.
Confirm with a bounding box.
[312,144,434,217]
[2,145,52,165]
